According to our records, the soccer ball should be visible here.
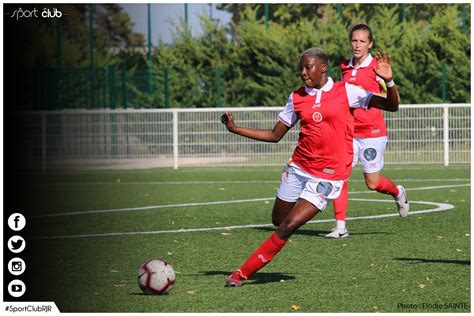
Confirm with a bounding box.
[137,258,176,295]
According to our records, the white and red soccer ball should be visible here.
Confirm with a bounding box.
[137,258,176,295]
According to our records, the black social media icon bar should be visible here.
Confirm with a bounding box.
[8,213,26,298]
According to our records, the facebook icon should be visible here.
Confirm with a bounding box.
[8,213,26,231]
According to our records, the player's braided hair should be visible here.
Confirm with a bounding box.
[300,47,329,66]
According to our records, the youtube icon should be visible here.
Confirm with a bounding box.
[8,280,25,298]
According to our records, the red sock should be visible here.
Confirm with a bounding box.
[374,177,399,197]
[333,181,348,221]
[239,231,287,279]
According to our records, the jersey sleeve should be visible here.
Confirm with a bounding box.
[345,83,373,109]
[278,93,299,127]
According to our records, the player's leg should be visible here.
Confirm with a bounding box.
[225,162,304,287]
[226,199,319,287]
[226,168,341,287]
[277,198,320,239]
[326,181,349,238]
[272,198,295,226]
[273,161,303,226]
[360,137,409,217]
[364,170,395,194]
[327,139,360,238]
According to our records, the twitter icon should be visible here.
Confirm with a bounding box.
[8,236,25,253]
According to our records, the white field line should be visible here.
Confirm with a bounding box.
[27,165,469,175]
[34,178,471,186]
[31,199,454,240]
[31,183,470,219]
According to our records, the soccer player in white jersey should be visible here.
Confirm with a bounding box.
[326,24,409,239]
[221,47,400,287]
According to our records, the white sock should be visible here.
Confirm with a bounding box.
[336,220,346,231]
[396,186,403,199]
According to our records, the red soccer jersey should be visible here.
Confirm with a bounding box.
[278,78,372,181]
[341,54,387,138]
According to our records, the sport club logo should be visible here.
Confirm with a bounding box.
[316,181,333,197]
[363,148,377,161]
[312,112,323,123]
[9,7,63,20]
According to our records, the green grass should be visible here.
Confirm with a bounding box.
[23,164,470,312]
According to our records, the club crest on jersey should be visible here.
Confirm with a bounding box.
[312,112,323,123]
[364,148,377,161]
[316,181,333,197]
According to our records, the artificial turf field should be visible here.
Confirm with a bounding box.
[22,164,470,312]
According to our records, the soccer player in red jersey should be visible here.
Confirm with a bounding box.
[221,47,400,287]
[326,24,409,239]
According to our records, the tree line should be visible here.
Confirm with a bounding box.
[5,3,470,109]
[153,4,470,107]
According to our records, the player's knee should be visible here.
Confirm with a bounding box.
[272,218,281,227]
[272,214,283,226]
[366,180,379,191]
[277,221,298,240]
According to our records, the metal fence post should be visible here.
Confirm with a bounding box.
[108,65,116,109]
[264,3,269,31]
[216,66,222,107]
[164,68,170,108]
[41,112,47,171]
[88,4,95,108]
[173,109,179,169]
[121,69,128,109]
[442,63,447,103]
[56,18,63,109]
[443,104,449,166]
[184,3,188,25]
[336,4,342,19]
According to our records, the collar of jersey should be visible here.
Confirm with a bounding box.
[347,53,373,69]
[304,77,334,95]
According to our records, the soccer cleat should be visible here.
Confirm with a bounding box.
[225,270,243,287]
[395,185,409,217]
[325,228,349,239]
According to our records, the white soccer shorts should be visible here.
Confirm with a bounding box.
[352,136,388,173]
[276,161,344,211]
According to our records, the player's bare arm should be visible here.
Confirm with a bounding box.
[221,112,290,143]
[369,51,400,112]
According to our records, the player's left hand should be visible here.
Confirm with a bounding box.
[221,112,236,132]
[374,51,393,82]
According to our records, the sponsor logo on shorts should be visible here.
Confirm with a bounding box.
[364,148,377,161]
[316,181,333,197]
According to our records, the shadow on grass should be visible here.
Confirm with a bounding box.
[129,292,171,296]
[394,258,471,265]
[202,270,296,285]
[252,226,394,238]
